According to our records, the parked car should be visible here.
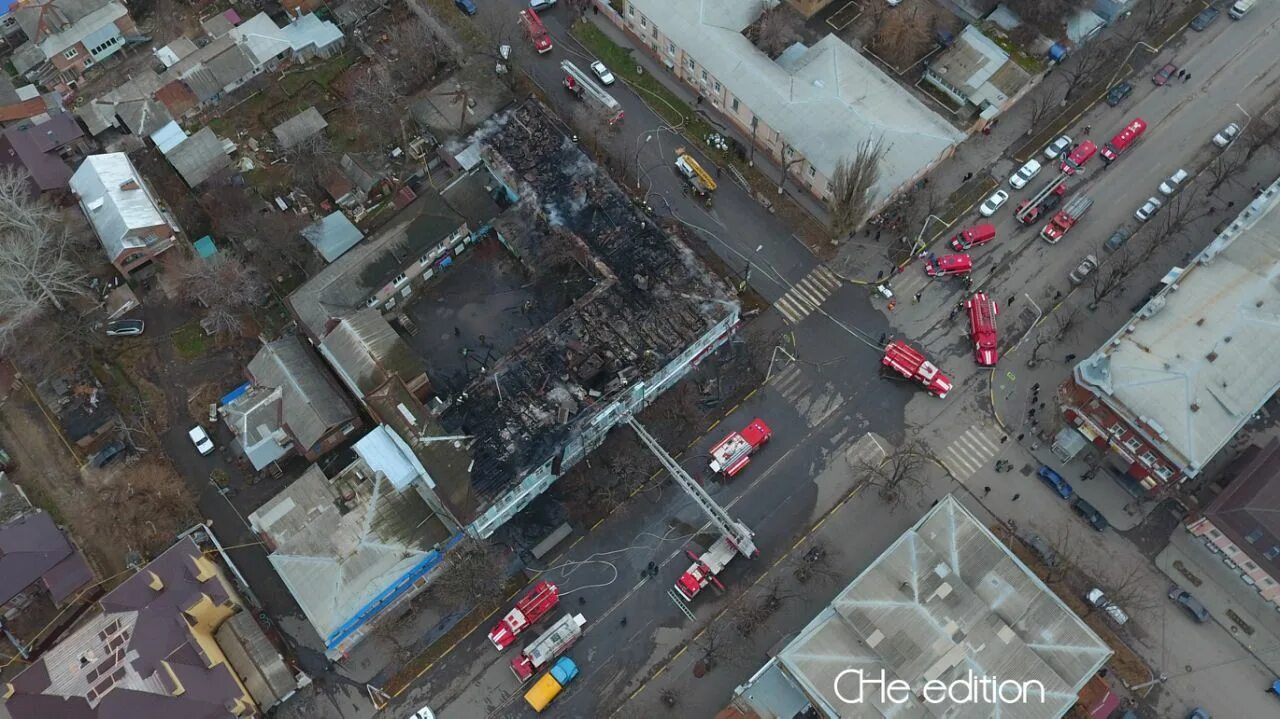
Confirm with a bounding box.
[1135,196,1163,222]
[91,440,127,468]
[1106,81,1133,106]
[1213,122,1240,148]
[1086,588,1130,625]
[188,425,215,456]
[1009,159,1042,189]
[106,319,145,337]
[1071,497,1108,530]
[409,707,435,719]
[1026,533,1059,567]
[950,223,997,250]
[454,0,477,15]
[1190,6,1220,30]
[1169,587,1211,622]
[1186,710,1210,719]
[1043,135,1073,160]
[530,0,557,8]
[1037,465,1073,499]
[978,190,1009,217]
[1159,169,1189,195]
[590,60,615,85]
[1104,228,1131,252]
[1153,63,1178,86]
[1069,254,1099,285]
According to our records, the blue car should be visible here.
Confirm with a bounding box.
[454,0,477,15]
[1037,465,1073,499]
[1187,709,1210,719]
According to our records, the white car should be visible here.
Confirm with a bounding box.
[1086,588,1129,625]
[978,189,1009,217]
[1159,169,1188,195]
[590,60,615,86]
[1008,159,1041,190]
[1135,196,1163,222]
[529,0,557,9]
[1069,254,1099,285]
[188,426,215,456]
[1212,122,1240,148]
[1043,135,1073,160]
[409,708,435,719]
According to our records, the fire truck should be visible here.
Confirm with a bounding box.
[489,580,560,650]
[708,418,772,477]
[561,61,624,124]
[675,150,717,205]
[1040,195,1094,244]
[520,9,553,54]
[673,534,740,601]
[1059,140,1097,176]
[965,293,1000,366]
[1100,118,1147,163]
[510,613,586,682]
[881,340,952,398]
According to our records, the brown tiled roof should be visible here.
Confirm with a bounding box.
[0,98,50,124]
[153,81,198,118]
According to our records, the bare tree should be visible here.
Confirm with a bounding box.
[433,537,506,609]
[386,17,446,92]
[474,11,534,92]
[1025,307,1080,367]
[1092,559,1158,614]
[751,1,801,58]
[827,138,887,240]
[1140,0,1180,32]
[286,132,338,188]
[0,166,57,236]
[570,102,621,164]
[1243,112,1280,161]
[94,458,199,557]
[791,541,841,586]
[1006,0,1077,33]
[1087,257,1131,310]
[870,7,932,70]
[855,439,930,510]
[172,253,266,335]
[562,0,592,25]
[1058,42,1116,103]
[1206,150,1248,195]
[1023,92,1057,136]
[343,63,404,145]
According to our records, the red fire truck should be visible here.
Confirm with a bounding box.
[882,340,952,398]
[708,418,772,477]
[1040,195,1094,244]
[489,580,560,650]
[674,534,740,601]
[923,254,973,278]
[520,9,553,54]
[1100,118,1147,163]
[965,293,1000,366]
[510,613,586,682]
[1060,140,1097,175]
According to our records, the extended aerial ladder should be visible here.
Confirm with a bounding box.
[627,418,756,616]
[560,60,624,124]
[1014,174,1068,224]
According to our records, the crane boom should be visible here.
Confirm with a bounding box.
[627,418,756,558]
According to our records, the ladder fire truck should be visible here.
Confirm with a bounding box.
[674,150,716,206]
[626,419,757,610]
[708,418,772,477]
[561,61,624,124]
[881,340,952,398]
[519,9,553,54]
[1040,195,1093,244]
[488,580,559,650]
[510,613,586,682]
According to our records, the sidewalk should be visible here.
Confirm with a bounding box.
[1157,528,1280,676]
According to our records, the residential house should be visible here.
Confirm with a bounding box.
[156,125,233,187]
[272,105,327,150]
[222,336,360,472]
[0,108,87,193]
[1186,439,1280,608]
[318,309,430,401]
[3,535,299,717]
[1060,179,1280,493]
[783,0,836,17]
[11,0,139,91]
[302,211,363,263]
[923,25,1032,119]
[70,153,179,276]
[0,509,95,660]
[34,368,118,451]
[200,8,241,39]
[617,0,963,206]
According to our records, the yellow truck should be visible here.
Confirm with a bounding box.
[674,150,717,202]
[524,656,579,713]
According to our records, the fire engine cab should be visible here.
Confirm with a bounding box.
[924,254,973,277]
[708,418,771,477]
[489,580,559,650]
[949,223,997,251]
[965,293,1000,366]
[519,9,552,54]
[674,534,739,601]
[882,340,952,398]
[510,613,586,682]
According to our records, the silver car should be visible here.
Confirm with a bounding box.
[106,319,145,337]
[1043,135,1073,160]
[1135,196,1163,222]
[1212,123,1239,148]
[590,60,615,86]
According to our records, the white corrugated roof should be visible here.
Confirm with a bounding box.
[230,12,343,67]
[69,153,170,261]
[629,0,964,195]
[355,425,427,491]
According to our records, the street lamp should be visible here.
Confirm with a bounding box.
[633,132,654,191]
[1236,103,1253,134]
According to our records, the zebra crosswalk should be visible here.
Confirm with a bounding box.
[774,266,842,324]
[940,425,1006,481]
[767,363,846,428]
[768,363,811,402]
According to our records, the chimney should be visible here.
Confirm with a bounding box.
[147,571,164,591]
[120,179,140,192]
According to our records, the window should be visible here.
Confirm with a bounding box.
[63,47,79,60]
[714,80,721,92]
[1265,546,1280,560]
[1264,577,1276,586]
[700,70,708,83]
[1153,465,1174,480]
[393,272,408,286]
[667,41,675,55]
[1246,528,1265,544]
[686,57,695,72]
[807,166,816,178]
[628,4,634,16]
[1209,529,1222,538]
[731,98,739,112]
[1244,561,1258,570]
[640,16,646,27]
[1122,436,1142,452]
[1139,450,1157,465]
[1108,422,1124,435]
